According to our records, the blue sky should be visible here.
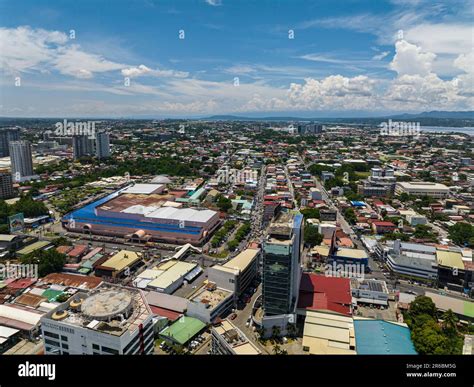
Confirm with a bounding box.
[0,0,472,117]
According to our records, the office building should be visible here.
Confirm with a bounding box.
[0,173,14,199]
[40,283,154,355]
[0,128,20,157]
[72,135,94,159]
[95,131,111,159]
[9,141,38,182]
[262,212,304,335]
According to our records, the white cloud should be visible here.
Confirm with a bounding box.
[390,40,436,76]
[121,64,188,78]
[0,26,186,81]
[287,75,377,110]
[372,51,390,60]
[0,26,67,73]
[52,45,125,78]
[205,0,222,6]
[404,23,473,55]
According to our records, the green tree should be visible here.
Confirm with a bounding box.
[216,195,232,212]
[21,249,66,277]
[448,222,474,247]
[304,224,323,247]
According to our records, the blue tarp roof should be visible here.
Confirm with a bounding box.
[350,201,367,207]
[354,320,417,355]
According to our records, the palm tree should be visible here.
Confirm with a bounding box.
[442,309,458,336]
[271,325,281,339]
[272,344,281,355]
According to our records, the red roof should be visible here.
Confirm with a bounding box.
[6,278,37,289]
[297,273,352,316]
[149,306,181,321]
[67,245,88,258]
[372,221,396,227]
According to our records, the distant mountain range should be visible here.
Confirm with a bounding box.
[204,111,474,121]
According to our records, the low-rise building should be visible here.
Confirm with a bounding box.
[395,182,450,198]
[211,319,261,355]
[207,248,259,298]
[351,279,389,306]
[186,282,234,324]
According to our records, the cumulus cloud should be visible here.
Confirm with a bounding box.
[287,75,377,110]
[390,39,436,76]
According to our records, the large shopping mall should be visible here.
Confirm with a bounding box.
[62,183,220,245]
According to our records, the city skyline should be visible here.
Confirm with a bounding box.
[0,0,473,118]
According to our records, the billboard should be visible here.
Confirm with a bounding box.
[8,213,24,233]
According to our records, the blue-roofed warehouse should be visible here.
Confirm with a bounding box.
[354,319,417,355]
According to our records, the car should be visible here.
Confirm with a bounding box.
[229,313,237,320]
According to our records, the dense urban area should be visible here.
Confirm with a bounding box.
[0,119,473,357]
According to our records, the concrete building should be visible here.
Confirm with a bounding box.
[40,283,154,355]
[262,212,304,335]
[385,241,438,281]
[95,131,111,159]
[395,182,450,198]
[207,248,259,298]
[186,282,234,324]
[134,260,200,294]
[0,128,20,157]
[72,135,94,159]
[211,319,261,355]
[351,279,389,306]
[9,141,37,182]
[0,172,14,199]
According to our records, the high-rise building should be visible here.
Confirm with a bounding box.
[72,135,94,159]
[0,128,20,157]
[9,140,37,182]
[40,284,155,355]
[297,123,323,135]
[0,173,14,199]
[95,131,110,159]
[262,212,304,336]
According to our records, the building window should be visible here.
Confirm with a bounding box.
[92,344,100,350]
[43,331,59,339]
[61,335,68,341]
[45,338,60,347]
[62,343,69,350]
[101,346,119,355]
